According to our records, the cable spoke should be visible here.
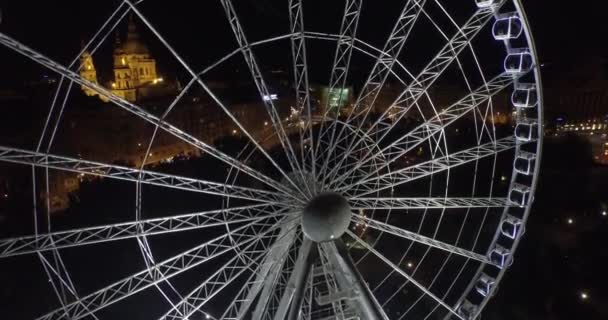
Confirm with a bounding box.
[0,203,282,258]
[0,31,297,199]
[349,197,509,210]
[0,146,287,204]
[342,136,516,197]
[35,214,288,320]
[324,4,503,186]
[345,230,465,320]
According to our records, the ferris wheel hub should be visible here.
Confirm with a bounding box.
[301,192,352,243]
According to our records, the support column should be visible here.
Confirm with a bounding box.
[240,220,299,319]
[322,240,390,320]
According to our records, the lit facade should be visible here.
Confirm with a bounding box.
[79,15,163,102]
[556,118,608,135]
[79,51,100,97]
[111,15,159,102]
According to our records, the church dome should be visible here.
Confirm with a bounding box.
[121,15,149,55]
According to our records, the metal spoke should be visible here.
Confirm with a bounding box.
[341,136,517,197]
[158,219,299,320]
[0,203,281,258]
[345,230,465,320]
[330,72,518,189]
[320,0,427,184]
[28,3,136,317]
[316,244,348,319]
[319,241,389,319]
[221,221,299,320]
[314,0,362,180]
[0,31,296,198]
[351,216,494,266]
[272,238,315,320]
[250,228,300,319]
[0,1,543,318]
[0,146,287,204]
[289,0,316,183]
[219,0,309,198]
[36,215,287,320]
[324,4,503,186]
[349,197,510,210]
[124,0,308,198]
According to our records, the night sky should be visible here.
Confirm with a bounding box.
[0,0,605,84]
[0,1,607,319]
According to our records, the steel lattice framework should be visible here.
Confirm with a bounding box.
[0,0,542,319]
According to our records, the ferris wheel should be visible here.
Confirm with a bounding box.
[0,0,542,319]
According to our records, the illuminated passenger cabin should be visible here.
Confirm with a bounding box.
[492,12,523,40]
[475,0,500,8]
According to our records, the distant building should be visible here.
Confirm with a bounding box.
[79,51,100,97]
[79,14,169,102]
[319,86,352,115]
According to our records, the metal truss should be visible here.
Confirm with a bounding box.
[343,136,517,197]
[0,146,285,204]
[219,0,308,197]
[314,0,362,180]
[351,216,494,266]
[272,238,315,320]
[349,197,509,210]
[320,241,389,319]
[352,0,426,113]
[323,3,503,186]
[124,0,308,199]
[331,72,519,189]
[37,215,288,320]
[320,0,427,184]
[0,203,280,258]
[346,230,465,320]
[158,218,300,320]
[289,0,316,180]
[316,244,348,319]
[0,0,542,319]
[0,32,295,198]
[250,227,300,319]
[221,221,299,320]
[370,3,503,135]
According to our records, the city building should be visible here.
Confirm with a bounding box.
[79,50,100,98]
[79,14,168,102]
[544,59,608,165]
